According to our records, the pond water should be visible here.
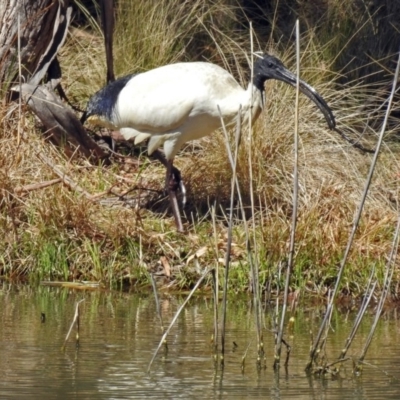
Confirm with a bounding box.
[0,285,399,399]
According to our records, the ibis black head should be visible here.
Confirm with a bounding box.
[253,54,335,130]
[81,73,137,126]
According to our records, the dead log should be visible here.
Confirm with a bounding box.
[17,83,108,162]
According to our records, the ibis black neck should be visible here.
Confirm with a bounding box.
[252,59,267,93]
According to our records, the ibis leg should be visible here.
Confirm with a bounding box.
[165,160,184,232]
[152,150,186,205]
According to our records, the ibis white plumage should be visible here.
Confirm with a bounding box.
[82,54,335,232]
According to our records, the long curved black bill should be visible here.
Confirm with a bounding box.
[273,67,375,153]
[274,67,336,130]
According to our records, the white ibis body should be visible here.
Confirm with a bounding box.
[82,54,335,231]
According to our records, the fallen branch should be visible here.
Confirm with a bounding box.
[16,83,109,162]
[14,178,61,194]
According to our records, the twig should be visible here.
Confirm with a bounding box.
[283,337,292,368]
[274,19,300,371]
[149,273,168,355]
[150,273,165,334]
[62,299,85,350]
[210,206,219,354]
[17,12,22,148]
[338,266,377,360]
[211,268,219,353]
[88,184,122,200]
[241,340,253,372]
[14,178,62,194]
[248,22,264,370]
[218,105,241,366]
[219,102,262,369]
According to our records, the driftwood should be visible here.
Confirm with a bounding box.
[17,83,108,162]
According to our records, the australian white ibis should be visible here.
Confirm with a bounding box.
[81,54,335,232]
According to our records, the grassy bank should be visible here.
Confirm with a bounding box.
[1,0,400,297]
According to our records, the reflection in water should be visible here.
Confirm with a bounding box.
[0,285,399,399]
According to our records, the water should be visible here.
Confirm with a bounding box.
[0,285,399,399]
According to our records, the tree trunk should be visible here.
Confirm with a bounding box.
[0,0,70,96]
[1,0,109,163]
